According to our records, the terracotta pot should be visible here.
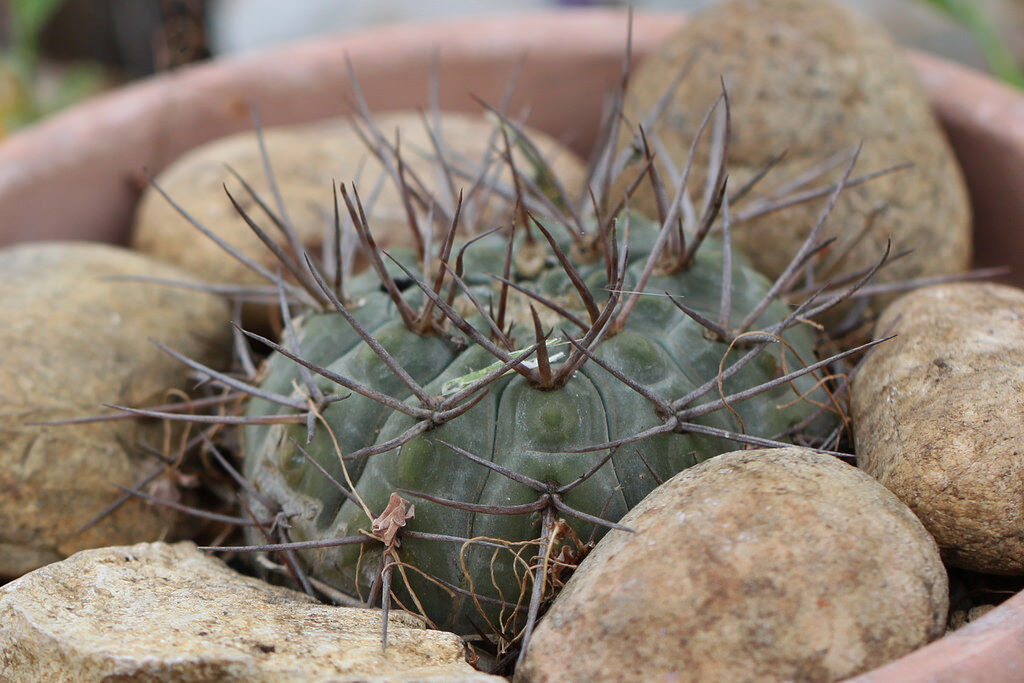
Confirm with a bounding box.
[0,9,1021,681]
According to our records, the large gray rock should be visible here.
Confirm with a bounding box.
[0,542,498,681]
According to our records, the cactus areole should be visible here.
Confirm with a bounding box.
[242,204,842,636]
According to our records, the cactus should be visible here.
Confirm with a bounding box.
[117,55,901,665]
[240,207,850,638]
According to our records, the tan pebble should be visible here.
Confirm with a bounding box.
[0,243,230,578]
[0,542,499,681]
[853,282,1024,574]
[619,0,971,309]
[518,447,948,682]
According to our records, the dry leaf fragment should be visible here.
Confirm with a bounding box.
[372,492,415,548]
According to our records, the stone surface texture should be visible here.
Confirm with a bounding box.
[517,447,948,682]
[853,282,1024,574]
[621,0,971,306]
[0,242,230,578]
[133,110,586,291]
[0,541,498,682]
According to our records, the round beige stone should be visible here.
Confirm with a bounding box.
[518,447,948,682]
[0,242,230,578]
[852,282,1024,574]
[619,0,971,303]
[133,110,586,291]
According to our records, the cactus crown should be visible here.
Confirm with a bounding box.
[98,22,913,671]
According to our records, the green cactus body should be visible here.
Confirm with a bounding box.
[243,215,828,634]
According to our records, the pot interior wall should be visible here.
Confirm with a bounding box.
[938,99,1024,283]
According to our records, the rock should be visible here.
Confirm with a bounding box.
[852,282,1024,574]
[970,604,997,621]
[0,242,230,578]
[620,0,970,307]
[0,541,499,681]
[948,609,969,631]
[947,604,997,632]
[517,447,947,682]
[133,110,587,292]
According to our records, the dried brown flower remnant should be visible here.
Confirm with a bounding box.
[372,493,415,549]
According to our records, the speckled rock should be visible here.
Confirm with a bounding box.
[133,110,586,291]
[620,0,970,302]
[517,447,948,682]
[949,604,997,632]
[0,542,499,682]
[852,282,1024,574]
[0,242,230,578]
